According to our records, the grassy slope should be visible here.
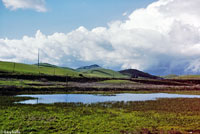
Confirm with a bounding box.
[163,74,200,79]
[79,68,129,78]
[0,61,128,78]
[0,61,80,77]
[174,75,200,79]
[0,80,39,87]
[39,63,75,71]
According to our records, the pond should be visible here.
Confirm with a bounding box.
[16,93,200,104]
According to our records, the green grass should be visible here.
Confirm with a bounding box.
[0,61,128,78]
[0,80,40,87]
[162,74,200,79]
[80,68,129,78]
[0,61,80,77]
[173,75,200,79]
[163,74,200,79]
[1,96,200,133]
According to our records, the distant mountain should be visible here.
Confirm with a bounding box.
[77,64,101,70]
[119,69,161,79]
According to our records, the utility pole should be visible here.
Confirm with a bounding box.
[38,49,40,75]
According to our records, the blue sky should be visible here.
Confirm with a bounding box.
[1,0,200,75]
[0,0,155,38]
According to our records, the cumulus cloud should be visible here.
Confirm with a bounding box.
[2,0,47,12]
[1,0,200,75]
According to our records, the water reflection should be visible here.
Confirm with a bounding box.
[17,93,200,104]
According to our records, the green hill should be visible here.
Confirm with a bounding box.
[38,63,76,71]
[0,61,130,78]
[78,68,129,78]
[0,61,80,77]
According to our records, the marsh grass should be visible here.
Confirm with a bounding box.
[1,96,200,133]
[0,79,41,87]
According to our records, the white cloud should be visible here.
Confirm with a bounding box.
[2,0,47,12]
[1,0,200,74]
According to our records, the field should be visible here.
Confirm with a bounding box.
[1,61,200,133]
[0,61,129,79]
[163,74,200,79]
[0,61,80,77]
[78,68,129,78]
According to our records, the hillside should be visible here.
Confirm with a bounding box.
[0,61,80,77]
[170,75,200,79]
[161,74,200,79]
[119,69,161,79]
[0,61,162,79]
[0,61,128,78]
[77,65,128,78]
[38,63,75,71]
[85,68,129,78]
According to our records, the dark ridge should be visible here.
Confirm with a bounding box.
[119,69,161,79]
[77,64,101,70]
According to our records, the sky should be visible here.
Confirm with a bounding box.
[1,0,200,75]
[0,0,155,38]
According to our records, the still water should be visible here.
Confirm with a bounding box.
[16,93,200,104]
